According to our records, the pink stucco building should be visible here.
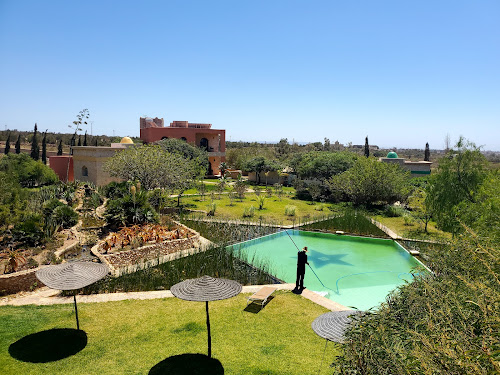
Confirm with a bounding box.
[140,118,226,175]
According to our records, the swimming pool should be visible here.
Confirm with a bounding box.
[230,230,426,310]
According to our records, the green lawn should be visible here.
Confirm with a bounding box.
[181,193,335,224]
[371,215,452,241]
[0,291,339,375]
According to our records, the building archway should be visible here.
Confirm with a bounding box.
[161,136,168,140]
[82,166,88,177]
[200,138,209,151]
[180,137,187,142]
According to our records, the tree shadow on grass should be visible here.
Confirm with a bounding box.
[9,328,87,363]
[149,353,224,375]
[243,296,274,314]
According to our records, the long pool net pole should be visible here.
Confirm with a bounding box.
[284,230,338,294]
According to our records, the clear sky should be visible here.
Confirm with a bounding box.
[1,0,499,150]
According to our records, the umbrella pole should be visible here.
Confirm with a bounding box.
[206,301,211,358]
[73,293,80,330]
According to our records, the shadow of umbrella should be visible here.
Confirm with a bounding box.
[36,261,109,330]
[170,276,242,358]
[149,353,224,375]
[9,328,87,363]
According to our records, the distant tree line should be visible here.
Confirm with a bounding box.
[0,130,141,150]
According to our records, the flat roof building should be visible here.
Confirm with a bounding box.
[140,118,226,175]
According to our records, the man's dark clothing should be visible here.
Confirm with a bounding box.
[296,250,308,289]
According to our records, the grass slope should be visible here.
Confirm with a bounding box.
[182,194,333,224]
[0,291,338,375]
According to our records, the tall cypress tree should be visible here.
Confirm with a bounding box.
[4,132,10,154]
[57,139,63,155]
[15,134,21,154]
[95,138,98,146]
[83,131,88,146]
[424,142,430,161]
[30,123,40,160]
[41,131,47,164]
[364,136,370,158]
[78,136,82,146]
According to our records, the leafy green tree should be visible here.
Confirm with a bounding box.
[158,138,209,176]
[30,123,40,160]
[329,157,410,205]
[426,137,488,233]
[275,138,291,160]
[408,187,433,233]
[234,175,247,200]
[243,156,281,185]
[323,137,331,151]
[104,145,198,193]
[0,153,58,188]
[290,151,357,180]
[455,171,500,243]
[15,134,21,154]
[4,132,10,154]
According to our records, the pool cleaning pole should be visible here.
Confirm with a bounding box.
[284,230,338,294]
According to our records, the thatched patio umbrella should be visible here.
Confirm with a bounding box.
[170,275,242,358]
[36,262,109,330]
[312,310,362,374]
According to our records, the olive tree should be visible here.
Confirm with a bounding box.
[329,157,410,205]
[104,145,199,193]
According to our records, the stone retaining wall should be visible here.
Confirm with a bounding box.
[99,237,199,277]
[0,268,44,296]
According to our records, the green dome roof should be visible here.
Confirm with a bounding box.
[387,151,398,158]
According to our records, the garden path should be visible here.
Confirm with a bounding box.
[0,283,348,311]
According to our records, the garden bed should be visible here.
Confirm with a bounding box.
[93,222,202,277]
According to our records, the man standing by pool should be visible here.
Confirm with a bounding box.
[295,246,309,291]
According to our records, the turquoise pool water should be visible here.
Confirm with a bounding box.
[230,230,425,310]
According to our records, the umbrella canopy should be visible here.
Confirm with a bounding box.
[171,276,242,358]
[170,275,242,302]
[36,261,109,330]
[36,262,109,290]
[312,310,361,343]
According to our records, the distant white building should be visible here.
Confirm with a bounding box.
[379,151,432,177]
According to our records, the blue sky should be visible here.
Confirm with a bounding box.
[1,0,499,150]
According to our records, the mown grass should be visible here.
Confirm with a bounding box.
[301,208,388,237]
[182,193,336,224]
[0,292,339,375]
[370,214,452,241]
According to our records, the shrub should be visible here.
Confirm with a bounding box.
[257,195,266,210]
[52,205,79,228]
[104,191,158,227]
[285,205,296,217]
[242,206,255,218]
[12,215,44,246]
[207,202,217,216]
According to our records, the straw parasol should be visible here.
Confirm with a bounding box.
[170,275,242,358]
[36,261,109,330]
[311,310,362,374]
[312,310,361,343]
